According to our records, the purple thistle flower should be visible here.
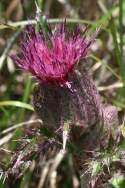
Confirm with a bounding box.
[12,20,98,88]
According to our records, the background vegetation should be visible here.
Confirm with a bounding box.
[0,0,125,187]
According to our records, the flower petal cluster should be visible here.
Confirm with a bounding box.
[12,21,97,87]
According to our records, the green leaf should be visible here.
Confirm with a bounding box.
[110,174,125,188]
[91,161,101,177]
[120,121,125,137]
[0,22,16,30]
[0,101,34,111]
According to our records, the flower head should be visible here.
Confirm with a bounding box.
[12,20,98,87]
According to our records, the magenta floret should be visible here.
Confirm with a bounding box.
[12,21,98,87]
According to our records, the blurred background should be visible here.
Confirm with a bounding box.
[0,0,125,187]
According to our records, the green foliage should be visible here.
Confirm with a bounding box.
[110,174,125,188]
[91,161,102,177]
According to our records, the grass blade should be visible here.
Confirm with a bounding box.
[18,76,32,122]
[0,101,34,111]
[119,0,123,56]
[110,17,125,86]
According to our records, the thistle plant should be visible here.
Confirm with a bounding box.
[11,11,119,187]
[11,20,97,89]
[11,14,99,149]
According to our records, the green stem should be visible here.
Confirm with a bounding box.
[119,0,123,57]
[18,76,32,122]
[110,17,125,86]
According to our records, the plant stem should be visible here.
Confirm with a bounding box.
[119,0,123,57]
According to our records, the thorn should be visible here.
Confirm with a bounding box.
[63,130,68,151]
